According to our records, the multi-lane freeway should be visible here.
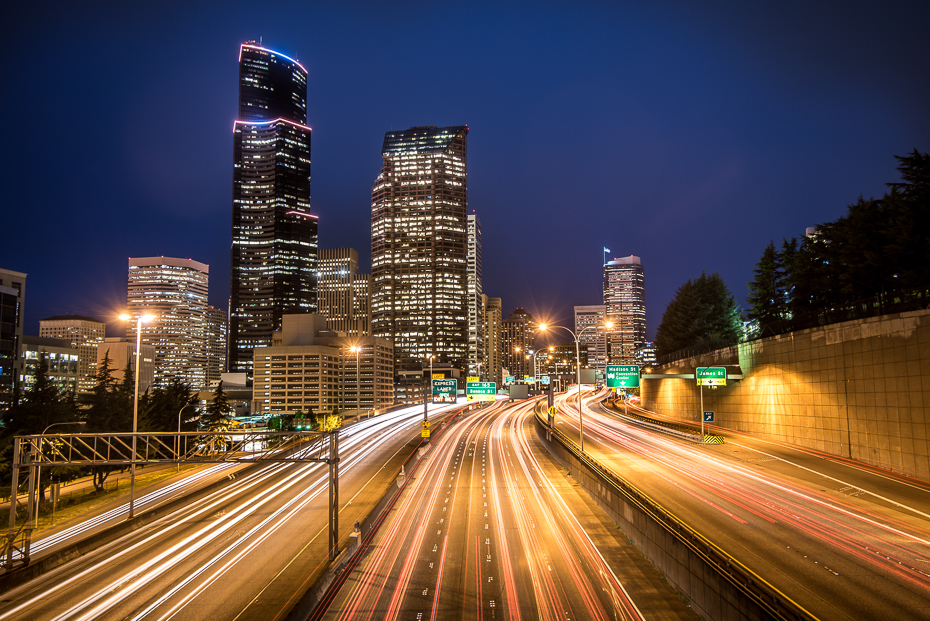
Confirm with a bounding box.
[0,403,463,621]
[317,397,697,620]
[553,388,930,620]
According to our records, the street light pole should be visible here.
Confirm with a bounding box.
[350,345,360,418]
[119,312,154,520]
[35,421,86,528]
[539,323,607,453]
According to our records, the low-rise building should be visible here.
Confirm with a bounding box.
[20,336,80,394]
[253,314,393,417]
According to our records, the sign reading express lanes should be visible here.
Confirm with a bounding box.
[606,365,640,388]
[432,378,457,403]
[466,381,496,402]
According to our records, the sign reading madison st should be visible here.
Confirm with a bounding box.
[606,365,640,389]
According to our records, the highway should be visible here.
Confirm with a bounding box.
[0,403,463,621]
[318,397,697,621]
[554,387,930,621]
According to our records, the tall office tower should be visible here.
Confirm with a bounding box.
[501,308,536,380]
[229,41,316,376]
[39,314,106,394]
[482,295,502,384]
[127,257,209,389]
[371,125,469,401]
[205,306,228,388]
[603,256,646,365]
[0,268,26,410]
[317,248,371,337]
[466,214,484,378]
[351,274,371,337]
[574,305,608,375]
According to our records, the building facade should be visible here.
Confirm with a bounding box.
[482,295,502,384]
[127,257,210,389]
[317,248,371,337]
[466,214,484,379]
[574,305,608,375]
[39,314,105,394]
[230,41,317,376]
[501,308,537,380]
[97,338,156,394]
[253,314,393,417]
[20,336,79,394]
[603,256,646,365]
[0,268,26,410]
[371,125,469,402]
[205,306,228,388]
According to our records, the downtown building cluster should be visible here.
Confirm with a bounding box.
[0,39,648,417]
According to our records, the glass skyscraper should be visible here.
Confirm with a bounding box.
[230,41,317,375]
[371,126,469,399]
[603,256,646,365]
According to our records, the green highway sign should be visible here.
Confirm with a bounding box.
[505,375,515,384]
[432,378,458,403]
[696,367,727,386]
[540,375,550,385]
[466,381,496,402]
[606,365,640,388]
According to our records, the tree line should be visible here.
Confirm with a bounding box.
[0,353,231,501]
[654,150,929,359]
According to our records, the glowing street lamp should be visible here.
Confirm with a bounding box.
[119,312,155,520]
[538,322,609,452]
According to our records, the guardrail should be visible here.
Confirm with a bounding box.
[535,401,816,621]
[602,398,726,444]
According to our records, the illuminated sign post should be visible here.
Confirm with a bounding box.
[696,367,726,437]
[432,378,457,403]
[606,365,640,389]
[466,381,496,402]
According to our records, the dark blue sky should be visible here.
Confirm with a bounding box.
[3,1,928,340]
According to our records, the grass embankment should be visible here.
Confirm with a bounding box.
[4,464,203,534]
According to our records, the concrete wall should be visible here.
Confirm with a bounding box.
[644,309,930,480]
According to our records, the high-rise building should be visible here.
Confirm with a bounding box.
[205,306,227,388]
[0,268,26,410]
[467,214,484,378]
[371,125,469,402]
[39,314,106,394]
[501,308,536,380]
[127,257,209,389]
[574,305,608,375]
[482,295,502,384]
[603,256,646,365]
[229,41,316,376]
[317,248,371,337]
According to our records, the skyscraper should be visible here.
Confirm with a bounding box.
[603,256,646,365]
[204,306,228,388]
[371,125,469,401]
[39,314,106,394]
[466,214,484,378]
[574,304,608,375]
[0,268,26,410]
[127,257,209,389]
[501,308,536,380]
[317,248,371,337]
[230,41,316,375]
[482,295,502,384]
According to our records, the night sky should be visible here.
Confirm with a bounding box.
[3,1,928,341]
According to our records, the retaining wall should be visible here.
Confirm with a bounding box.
[644,309,930,480]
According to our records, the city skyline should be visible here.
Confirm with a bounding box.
[3,2,927,341]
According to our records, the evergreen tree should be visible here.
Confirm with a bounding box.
[202,381,231,430]
[655,271,743,358]
[747,240,786,327]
